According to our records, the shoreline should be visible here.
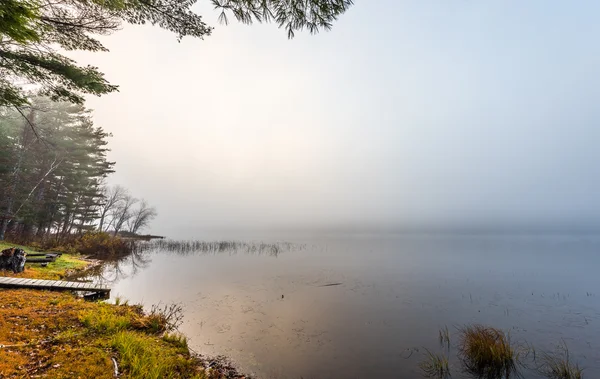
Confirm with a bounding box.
[0,241,250,379]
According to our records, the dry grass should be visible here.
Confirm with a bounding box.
[539,342,583,379]
[458,324,520,379]
[0,289,114,378]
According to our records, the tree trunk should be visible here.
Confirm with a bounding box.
[0,216,9,241]
[0,109,34,240]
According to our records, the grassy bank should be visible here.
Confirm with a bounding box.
[0,289,208,378]
[0,242,247,379]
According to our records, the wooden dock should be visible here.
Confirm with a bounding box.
[0,276,110,296]
[25,253,60,264]
[26,253,60,258]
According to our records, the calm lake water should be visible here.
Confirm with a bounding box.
[92,233,600,378]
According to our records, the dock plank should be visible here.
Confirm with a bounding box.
[26,258,56,263]
[0,276,109,294]
[1,277,21,285]
[25,253,59,258]
[57,281,70,288]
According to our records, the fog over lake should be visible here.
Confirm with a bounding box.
[66,0,600,239]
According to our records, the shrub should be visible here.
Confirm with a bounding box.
[132,303,184,334]
[8,231,132,258]
[72,231,132,258]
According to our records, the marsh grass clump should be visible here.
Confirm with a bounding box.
[539,342,583,379]
[458,324,520,378]
[420,349,451,379]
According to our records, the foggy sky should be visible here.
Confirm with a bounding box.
[69,1,600,239]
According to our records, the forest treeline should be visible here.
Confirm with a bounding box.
[0,96,156,242]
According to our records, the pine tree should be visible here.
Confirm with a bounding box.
[0,97,115,240]
[0,0,353,107]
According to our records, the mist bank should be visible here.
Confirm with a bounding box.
[158,217,600,241]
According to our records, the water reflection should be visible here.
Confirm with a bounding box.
[75,249,152,284]
[77,240,301,285]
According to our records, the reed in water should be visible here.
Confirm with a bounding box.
[134,239,301,257]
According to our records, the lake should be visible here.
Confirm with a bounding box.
[91,233,600,378]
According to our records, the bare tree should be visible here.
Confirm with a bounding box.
[111,194,137,236]
[127,199,158,234]
[98,185,127,232]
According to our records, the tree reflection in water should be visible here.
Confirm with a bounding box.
[72,240,302,285]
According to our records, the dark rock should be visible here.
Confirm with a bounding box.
[0,247,27,273]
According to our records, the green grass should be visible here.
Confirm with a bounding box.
[420,349,451,379]
[111,331,203,379]
[31,253,89,278]
[78,300,207,378]
[0,241,38,255]
[458,324,520,379]
[162,332,189,349]
[79,305,133,334]
[540,342,583,379]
